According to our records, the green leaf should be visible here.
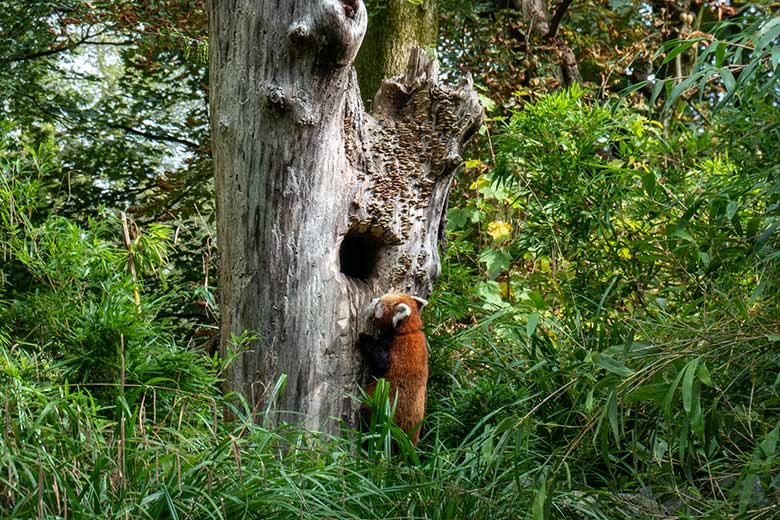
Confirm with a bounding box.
[760,425,779,458]
[526,312,540,337]
[660,40,697,65]
[477,93,497,112]
[448,207,470,228]
[672,228,694,241]
[696,361,713,387]
[715,42,726,67]
[625,382,668,404]
[528,291,545,309]
[720,68,736,94]
[641,170,656,197]
[663,75,696,111]
[726,200,738,220]
[621,330,635,359]
[678,415,689,462]
[650,79,666,106]
[653,438,668,461]
[663,365,687,419]
[738,473,758,514]
[756,17,780,52]
[682,357,699,414]
[607,389,620,445]
[479,248,512,280]
[593,353,634,377]
[749,279,768,305]
[771,46,780,69]
[531,469,552,520]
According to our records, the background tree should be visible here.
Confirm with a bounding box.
[0,0,210,219]
[0,0,215,340]
[354,0,438,104]
[209,0,482,428]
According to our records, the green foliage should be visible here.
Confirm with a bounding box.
[0,132,217,407]
[430,68,780,514]
[0,0,210,219]
[655,14,780,112]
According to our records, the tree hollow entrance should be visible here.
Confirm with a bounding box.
[339,229,385,281]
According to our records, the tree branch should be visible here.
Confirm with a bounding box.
[83,40,136,47]
[19,92,75,129]
[546,0,574,40]
[0,40,81,64]
[0,26,109,64]
[106,123,201,149]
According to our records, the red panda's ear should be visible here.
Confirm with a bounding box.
[392,303,412,327]
[411,296,428,311]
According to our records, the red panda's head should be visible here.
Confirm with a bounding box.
[367,293,428,334]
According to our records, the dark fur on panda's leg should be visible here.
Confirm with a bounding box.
[359,404,372,439]
[357,333,391,442]
[358,333,391,377]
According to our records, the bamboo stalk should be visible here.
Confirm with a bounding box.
[120,212,141,314]
[118,334,126,492]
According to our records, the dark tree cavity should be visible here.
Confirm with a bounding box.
[209,0,482,430]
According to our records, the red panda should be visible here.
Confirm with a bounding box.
[358,293,428,445]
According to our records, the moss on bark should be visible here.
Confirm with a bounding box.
[355,0,437,106]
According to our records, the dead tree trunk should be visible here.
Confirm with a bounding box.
[209,0,482,431]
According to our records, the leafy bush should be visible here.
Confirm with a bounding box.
[431,74,780,517]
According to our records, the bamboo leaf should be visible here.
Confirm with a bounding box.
[641,170,656,198]
[738,474,758,514]
[660,40,697,65]
[756,17,780,52]
[663,76,696,111]
[663,365,687,420]
[650,79,666,106]
[607,389,620,446]
[682,358,699,414]
[760,425,779,457]
[715,42,726,67]
[527,312,540,337]
[625,383,668,404]
[696,361,713,387]
[593,353,634,377]
[720,68,736,94]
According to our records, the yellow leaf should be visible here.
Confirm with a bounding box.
[469,175,489,190]
[487,221,511,241]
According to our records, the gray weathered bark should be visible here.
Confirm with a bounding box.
[209,0,482,431]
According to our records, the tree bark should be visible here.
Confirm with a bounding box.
[354,0,437,105]
[209,0,482,431]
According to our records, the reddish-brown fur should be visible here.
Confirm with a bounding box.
[361,293,428,444]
